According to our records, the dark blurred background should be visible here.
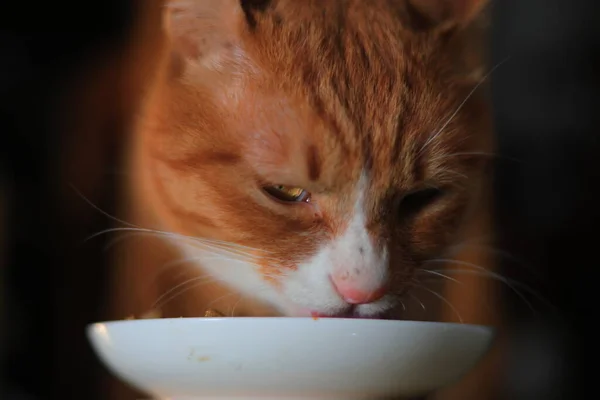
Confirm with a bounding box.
[0,0,593,399]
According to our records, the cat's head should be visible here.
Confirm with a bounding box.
[140,0,491,317]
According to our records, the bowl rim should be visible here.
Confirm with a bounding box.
[87,317,496,335]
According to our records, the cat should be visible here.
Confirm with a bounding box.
[112,0,494,323]
[103,1,501,399]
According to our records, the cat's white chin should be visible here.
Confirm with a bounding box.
[285,309,390,320]
[279,298,396,320]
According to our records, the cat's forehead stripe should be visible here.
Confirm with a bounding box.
[306,144,321,181]
[308,92,351,157]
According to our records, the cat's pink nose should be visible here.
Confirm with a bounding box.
[330,276,387,305]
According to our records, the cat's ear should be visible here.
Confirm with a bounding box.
[404,0,488,31]
[164,0,262,72]
[405,0,489,83]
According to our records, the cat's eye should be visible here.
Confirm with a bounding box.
[264,185,310,203]
[398,187,444,218]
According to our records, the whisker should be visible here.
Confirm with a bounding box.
[418,285,464,323]
[419,269,462,285]
[430,151,521,164]
[152,275,217,310]
[103,232,145,252]
[102,231,177,252]
[439,169,469,180]
[409,293,426,311]
[179,235,278,255]
[88,226,268,255]
[87,226,283,264]
[419,56,510,156]
[159,255,204,271]
[204,293,237,312]
[432,268,555,313]
[230,295,244,317]
[162,251,289,285]
[148,258,205,288]
[85,226,176,243]
[425,258,537,313]
[142,256,219,295]
[70,184,139,228]
[72,185,285,266]
[184,242,276,262]
[444,242,542,279]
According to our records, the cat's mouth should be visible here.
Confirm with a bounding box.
[281,296,398,320]
[309,309,393,320]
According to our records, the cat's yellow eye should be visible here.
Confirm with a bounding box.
[264,185,310,203]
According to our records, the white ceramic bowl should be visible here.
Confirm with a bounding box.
[87,317,494,400]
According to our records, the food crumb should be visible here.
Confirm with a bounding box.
[204,309,225,318]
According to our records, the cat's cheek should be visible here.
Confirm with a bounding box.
[407,200,469,258]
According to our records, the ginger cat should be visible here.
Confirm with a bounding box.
[107,0,501,398]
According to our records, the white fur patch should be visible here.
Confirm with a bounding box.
[173,240,283,310]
